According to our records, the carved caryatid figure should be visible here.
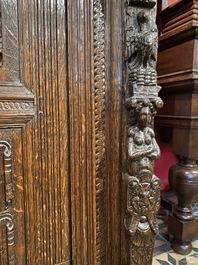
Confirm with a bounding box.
[124,1,162,264]
[124,100,161,264]
[128,104,160,172]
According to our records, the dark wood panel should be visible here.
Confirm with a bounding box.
[0,0,125,264]
[18,0,71,263]
[67,1,124,264]
[67,0,94,264]
[0,0,72,264]
[1,0,20,82]
[0,129,25,265]
[158,41,194,76]
[107,1,123,264]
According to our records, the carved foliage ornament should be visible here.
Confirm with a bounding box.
[124,1,163,264]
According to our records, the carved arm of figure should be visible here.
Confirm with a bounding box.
[145,127,160,160]
[128,126,160,161]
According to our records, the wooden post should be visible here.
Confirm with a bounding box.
[123,1,162,264]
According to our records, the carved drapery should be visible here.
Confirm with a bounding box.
[123,1,163,264]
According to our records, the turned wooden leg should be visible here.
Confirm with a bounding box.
[168,157,198,254]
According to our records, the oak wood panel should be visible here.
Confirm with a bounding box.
[67,0,95,264]
[19,0,71,263]
[0,0,125,264]
[0,130,25,264]
[0,0,72,264]
[106,1,123,265]
[158,41,195,77]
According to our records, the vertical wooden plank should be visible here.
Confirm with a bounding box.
[18,0,72,264]
[106,1,123,264]
[67,0,98,264]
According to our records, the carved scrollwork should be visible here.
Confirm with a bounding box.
[124,1,163,264]
[0,209,14,246]
[0,141,15,252]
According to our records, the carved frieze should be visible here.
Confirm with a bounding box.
[124,1,163,264]
[0,101,32,111]
[0,85,34,124]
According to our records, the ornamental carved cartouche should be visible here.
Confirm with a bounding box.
[124,0,163,264]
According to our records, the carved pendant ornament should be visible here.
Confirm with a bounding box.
[124,1,163,264]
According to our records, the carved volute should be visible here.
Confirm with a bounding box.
[123,1,163,264]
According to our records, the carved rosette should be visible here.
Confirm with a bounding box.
[124,1,163,264]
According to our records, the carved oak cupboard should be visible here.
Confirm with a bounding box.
[0,0,160,264]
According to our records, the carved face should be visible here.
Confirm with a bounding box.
[138,107,152,127]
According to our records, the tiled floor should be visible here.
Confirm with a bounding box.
[152,206,198,265]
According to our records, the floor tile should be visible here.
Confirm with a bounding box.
[152,207,198,264]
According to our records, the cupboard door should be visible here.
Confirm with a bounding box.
[0,1,124,264]
[0,1,71,264]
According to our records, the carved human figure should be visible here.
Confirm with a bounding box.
[124,1,161,264]
[125,105,160,264]
[127,106,160,176]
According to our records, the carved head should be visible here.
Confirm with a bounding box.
[137,106,152,128]
[137,10,149,26]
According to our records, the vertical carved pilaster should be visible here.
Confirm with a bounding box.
[93,1,107,264]
[123,1,163,264]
